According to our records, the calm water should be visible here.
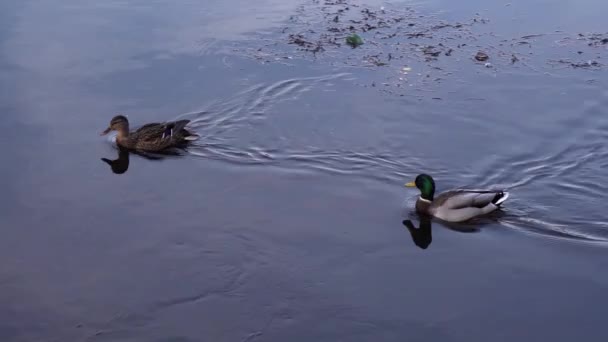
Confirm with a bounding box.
[1,0,608,341]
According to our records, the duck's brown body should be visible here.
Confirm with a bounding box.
[101,115,198,152]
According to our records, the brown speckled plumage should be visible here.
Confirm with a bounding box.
[101,115,198,152]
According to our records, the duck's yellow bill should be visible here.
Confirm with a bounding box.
[405,181,416,187]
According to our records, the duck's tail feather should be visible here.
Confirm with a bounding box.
[183,133,200,141]
[171,120,190,133]
[161,120,193,140]
[492,191,510,206]
[181,121,200,141]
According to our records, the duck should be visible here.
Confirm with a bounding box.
[405,174,509,222]
[100,115,199,152]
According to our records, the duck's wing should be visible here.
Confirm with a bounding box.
[431,190,509,222]
[133,123,165,140]
[134,120,191,141]
[136,123,162,131]
[435,190,506,209]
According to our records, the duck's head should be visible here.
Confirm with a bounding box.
[101,115,129,135]
[405,174,435,200]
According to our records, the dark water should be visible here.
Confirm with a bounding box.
[2,0,608,341]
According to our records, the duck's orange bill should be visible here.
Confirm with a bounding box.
[405,181,416,187]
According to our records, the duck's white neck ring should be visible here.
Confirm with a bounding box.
[418,197,432,203]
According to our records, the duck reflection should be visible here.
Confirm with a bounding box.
[403,216,483,250]
[101,147,131,174]
[100,147,184,174]
[403,216,433,249]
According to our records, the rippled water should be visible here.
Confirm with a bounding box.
[176,71,608,242]
[2,0,608,341]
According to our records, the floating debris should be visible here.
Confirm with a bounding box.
[288,34,325,53]
[346,33,364,48]
[571,60,601,68]
[521,34,544,39]
[579,33,608,47]
[237,0,607,96]
[366,54,387,66]
[422,46,441,58]
[554,59,602,68]
[475,51,489,61]
[288,34,314,48]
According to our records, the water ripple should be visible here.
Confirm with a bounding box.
[172,72,608,244]
[470,91,608,243]
[190,144,426,184]
[179,72,432,184]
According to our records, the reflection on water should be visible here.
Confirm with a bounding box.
[403,215,483,250]
[100,145,192,174]
[101,147,130,175]
[403,216,433,250]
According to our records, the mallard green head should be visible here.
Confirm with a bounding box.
[101,115,129,136]
[405,174,435,201]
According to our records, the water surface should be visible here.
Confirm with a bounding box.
[1,0,608,341]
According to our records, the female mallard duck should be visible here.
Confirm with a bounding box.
[100,115,199,152]
[405,174,509,222]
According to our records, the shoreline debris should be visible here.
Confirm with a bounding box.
[475,51,489,61]
[346,33,364,48]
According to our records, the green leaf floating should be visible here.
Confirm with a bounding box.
[346,34,363,48]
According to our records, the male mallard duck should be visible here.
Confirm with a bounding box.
[100,115,199,152]
[405,174,509,222]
